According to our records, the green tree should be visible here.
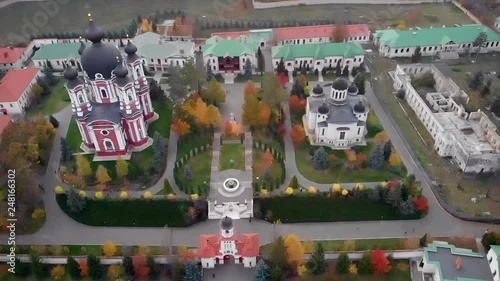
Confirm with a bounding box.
[254,259,270,281]
[386,185,402,208]
[184,165,194,181]
[261,73,287,109]
[335,60,342,77]
[383,141,392,161]
[270,266,283,281]
[180,58,206,93]
[42,65,58,86]
[66,188,86,213]
[242,95,263,127]
[468,71,484,90]
[480,80,491,97]
[399,195,417,215]
[148,79,165,101]
[411,46,422,63]
[257,47,265,74]
[342,65,349,77]
[95,165,112,184]
[206,62,213,81]
[243,59,253,80]
[87,254,104,280]
[312,147,329,170]
[336,252,350,274]
[183,260,202,281]
[270,236,288,269]
[152,131,167,168]
[491,97,500,118]
[481,231,500,251]
[368,145,384,169]
[277,58,286,75]
[309,242,327,275]
[168,66,188,103]
[354,73,366,95]
[123,256,135,277]
[204,78,226,105]
[290,175,299,189]
[66,256,80,279]
[60,137,73,163]
[358,252,374,274]
[471,31,487,61]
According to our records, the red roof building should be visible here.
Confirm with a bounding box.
[0,115,14,138]
[210,24,371,47]
[0,46,28,70]
[0,68,41,115]
[198,216,260,269]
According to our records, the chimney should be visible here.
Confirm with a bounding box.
[456,257,462,270]
[3,52,7,58]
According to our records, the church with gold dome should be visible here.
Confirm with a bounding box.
[304,77,370,149]
[64,15,158,161]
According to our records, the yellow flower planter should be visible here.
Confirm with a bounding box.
[78,191,86,197]
[95,191,104,199]
[54,186,64,194]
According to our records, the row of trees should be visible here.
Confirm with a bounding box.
[198,18,348,31]
[256,234,399,280]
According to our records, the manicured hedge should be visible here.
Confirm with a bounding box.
[255,195,421,223]
[56,194,193,227]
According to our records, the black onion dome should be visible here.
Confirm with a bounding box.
[220,216,233,230]
[81,44,121,80]
[78,41,86,56]
[348,83,358,95]
[63,66,78,80]
[354,101,366,113]
[332,78,349,91]
[124,40,138,55]
[84,20,105,43]
[318,104,330,114]
[113,63,128,78]
[312,84,324,95]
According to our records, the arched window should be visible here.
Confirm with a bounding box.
[77,93,84,103]
[103,139,114,150]
[100,88,108,98]
[135,66,141,76]
[127,90,134,102]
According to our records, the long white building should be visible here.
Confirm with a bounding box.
[374,24,500,59]
[392,63,500,173]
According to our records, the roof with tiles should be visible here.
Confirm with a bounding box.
[273,24,370,41]
[375,24,500,48]
[33,42,90,60]
[272,42,365,60]
[0,46,27,64]
[202,36,257,57]
[0,68,40,103]
[0,115,14,136]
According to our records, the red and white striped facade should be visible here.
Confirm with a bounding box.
[66,55,157,160]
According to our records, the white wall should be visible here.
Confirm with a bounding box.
[278,35,369,46]
[0,71,41,115]
[377,40,500,58]
[201,258,215,269]
[487,249,499,281]
[252,0,449,9]
[273,54,364,73]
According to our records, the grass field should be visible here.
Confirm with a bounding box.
[176,150,211,195]
[294,142,406,183]
[369,54,500,217]
[255,195,419,223]
[0,1,473,44]
[56,194,192,227]
[253,149,283,191]
[29,80,70,115]
[220,143,245,170]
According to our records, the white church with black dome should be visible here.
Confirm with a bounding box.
[304,77,370,149]
[64,16,158,161]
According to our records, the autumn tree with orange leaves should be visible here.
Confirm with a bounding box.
[133,255,150,277]
[172,118,191,136]
[259,103,272,126]
[79,259,89,277]
[262,149,274,168]
[289,95,306,113]
[140,18,153,33]
[290,124,306,143]
[244,80,258,95]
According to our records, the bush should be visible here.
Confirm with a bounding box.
[358,252,374,274]
[336,252,350,274]
[67,189,87,213]
[87,254,104,280]
[13,259,31,277]
[56,194,196,227]
[396,89,405,99]
[67,256,80,279]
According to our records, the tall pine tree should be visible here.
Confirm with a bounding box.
[312,147,329,170]
[368,145,384,169]
[183,260,202,281]
[254,259,270,281]
[309,242,327,275]
[335,60,342,77]
[270,236,287,269]
[383,141,392,160]
[60,137,73,163]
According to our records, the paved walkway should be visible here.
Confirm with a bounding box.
[11,80,500,247]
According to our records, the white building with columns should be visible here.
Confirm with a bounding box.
[303,78,370,149]
[392,63,500,173]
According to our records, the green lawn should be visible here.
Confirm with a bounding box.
[253,149,284,191]
[252,130,285,156]
[328,269,411,281]
[176,134,213,161]
[366,111,384,138]
[176,150,211,196]
[255,195,420,223]
[160,78,169,84]
[56,194,192,227]
[220,143,245,170]
[30,80,70,115]
[66,118,82,152]
[260,238,404,252]
[294,142,406,183]
[235,74,266,83]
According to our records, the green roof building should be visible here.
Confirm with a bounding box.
[271,42,365,73]
[374,24,500,59]
[420,241,495,281]
[32,42,90,70]
[202,36,257,74]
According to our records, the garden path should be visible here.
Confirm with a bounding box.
[14,80,500,247]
